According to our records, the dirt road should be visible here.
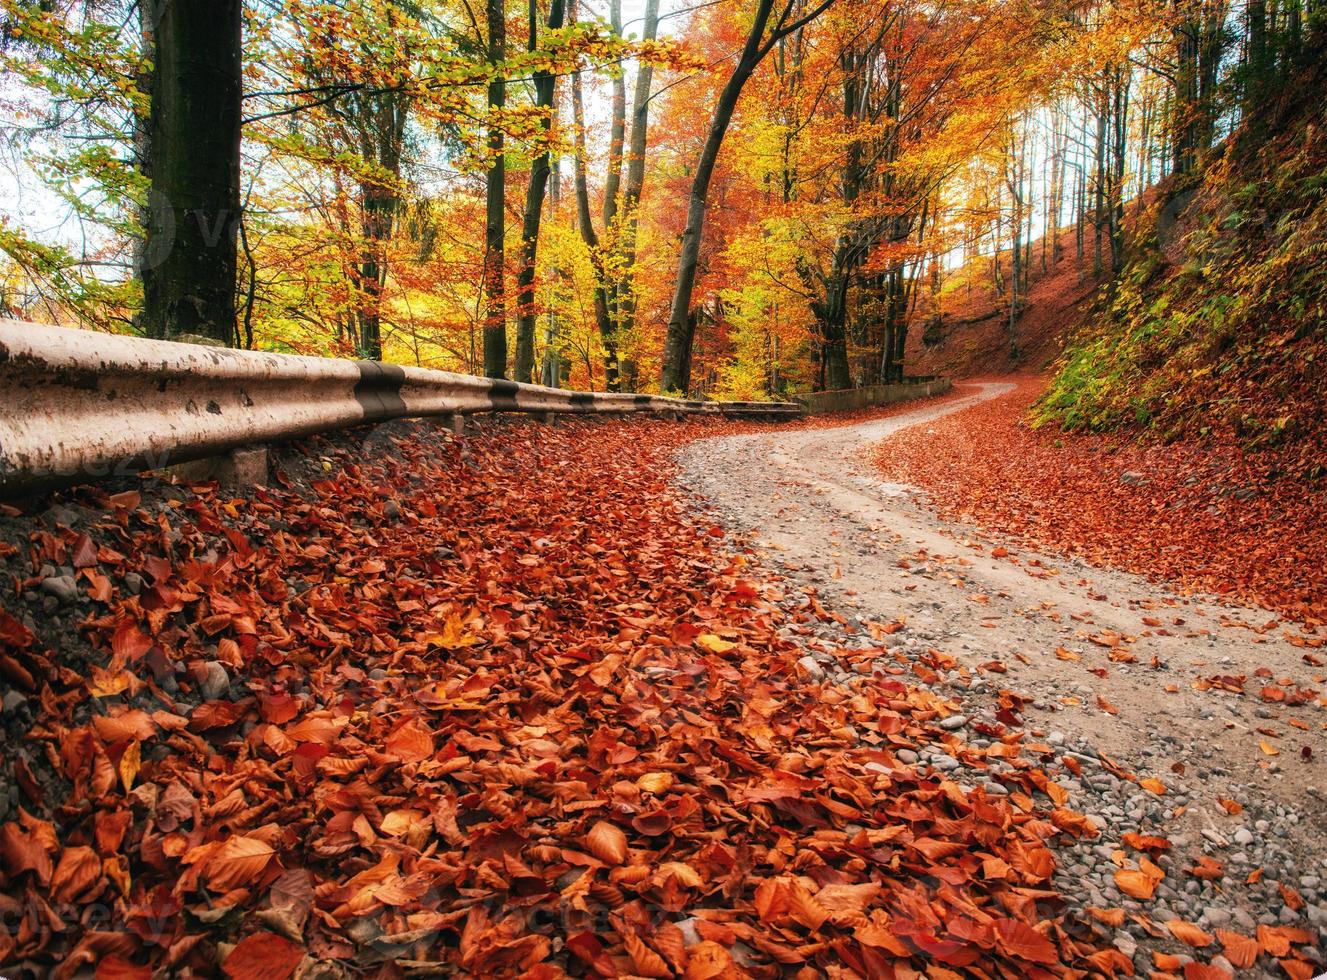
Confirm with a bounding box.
[681,382,1327,972]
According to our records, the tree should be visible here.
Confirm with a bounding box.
[514,0,568,383]
[658,0,838,394]
[140,0,243,344]
[483,0,509,378]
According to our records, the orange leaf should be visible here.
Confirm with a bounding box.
[994,918,1058,964]
[204,836,274,892]
[51,845,100,903]
[586,820,627,866]
[384,719,434,762]
[222,932,304,980]
[1214,929,1259,968]
[1165,919,1213,947]
[1114,868,1157,900]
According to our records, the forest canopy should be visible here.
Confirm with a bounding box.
[1,0,1320,397]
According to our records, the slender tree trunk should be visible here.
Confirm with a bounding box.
[514,0,566,383]
[602,0,626,232]
[482,0,508,378]
[141,0,242,345]
[131,0,154,332]
[571,59,621,390]
[660,0,837,393]
[612,0,661,390]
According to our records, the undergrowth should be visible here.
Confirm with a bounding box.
[1037,60,1327,478]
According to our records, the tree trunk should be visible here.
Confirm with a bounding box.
[660,0,837,393]
[482,0,508,379]
[514,0,566,383]
[602,0,626,232]
[141,0,242,345]
[611,0,660,389]
[571,60,621,391]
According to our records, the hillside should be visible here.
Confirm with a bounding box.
[904,229,1106,379]
[1036,50,1327,472]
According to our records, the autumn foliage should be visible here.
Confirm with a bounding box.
[0,416,1197,975]
[874,378,1327,625]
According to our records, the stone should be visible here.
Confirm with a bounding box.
[198,661,230,701]
[383,500,402,520]
[939,714,968,731]
[895,749,919,765]
[797,655,825,680]
[1233,828,1254,845]
[40,575,79,604]
[216,446,268,490]
[123,572,144,595]
[2,691,27,713]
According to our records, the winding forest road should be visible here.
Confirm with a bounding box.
[681,381,1327,955]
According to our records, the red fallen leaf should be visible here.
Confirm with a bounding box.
[189,700,249,731]
[0,652,34,691]
[1084,948,1135,975]
[1121,832,1171,854]
[1165,919,1213,947]
[259,692,300,724]
[95,956,152,980]
[384,718,433,761]
[51,845,101,903]
[683,940,734,979]
[202,836,275,892]
[1279,883,1305,910]
[1277,959,1318,980]
[993,918,1058,964]
[1115,869,1158,900]
[92,710,157,743]
[95,810,133,855]
[0,819,55,884]
[108,490,141,510]
[0,609,37,649]
[1214,929,1259,968]
[1183,963,1233,980]
[222,932,304,979]
[621,931,671,978]
[1050,807,1099,838]
[586,820,627,865]
[1087,907,1126,927]
[111,620,152,662]
[565,931,604,964]
[1188,856,1224,880]
[72,533,99,568]
[630,809,673,835]
[1154,951,1185,971]
[1216,796,1243,814]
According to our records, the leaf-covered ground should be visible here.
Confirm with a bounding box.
[872,378,1327,627]
[0,413,1320,978]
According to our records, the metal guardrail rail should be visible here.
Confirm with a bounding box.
[0,319,801,496]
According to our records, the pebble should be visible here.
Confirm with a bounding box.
[895,749,919,765]
[123,572,144,595]
[40,574,79,604]
[1233,828,1254,845]
[939,714,968,731]
[198,661,231,700]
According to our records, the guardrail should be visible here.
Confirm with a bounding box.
[0,319,801,496]
[795,378,951,414]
